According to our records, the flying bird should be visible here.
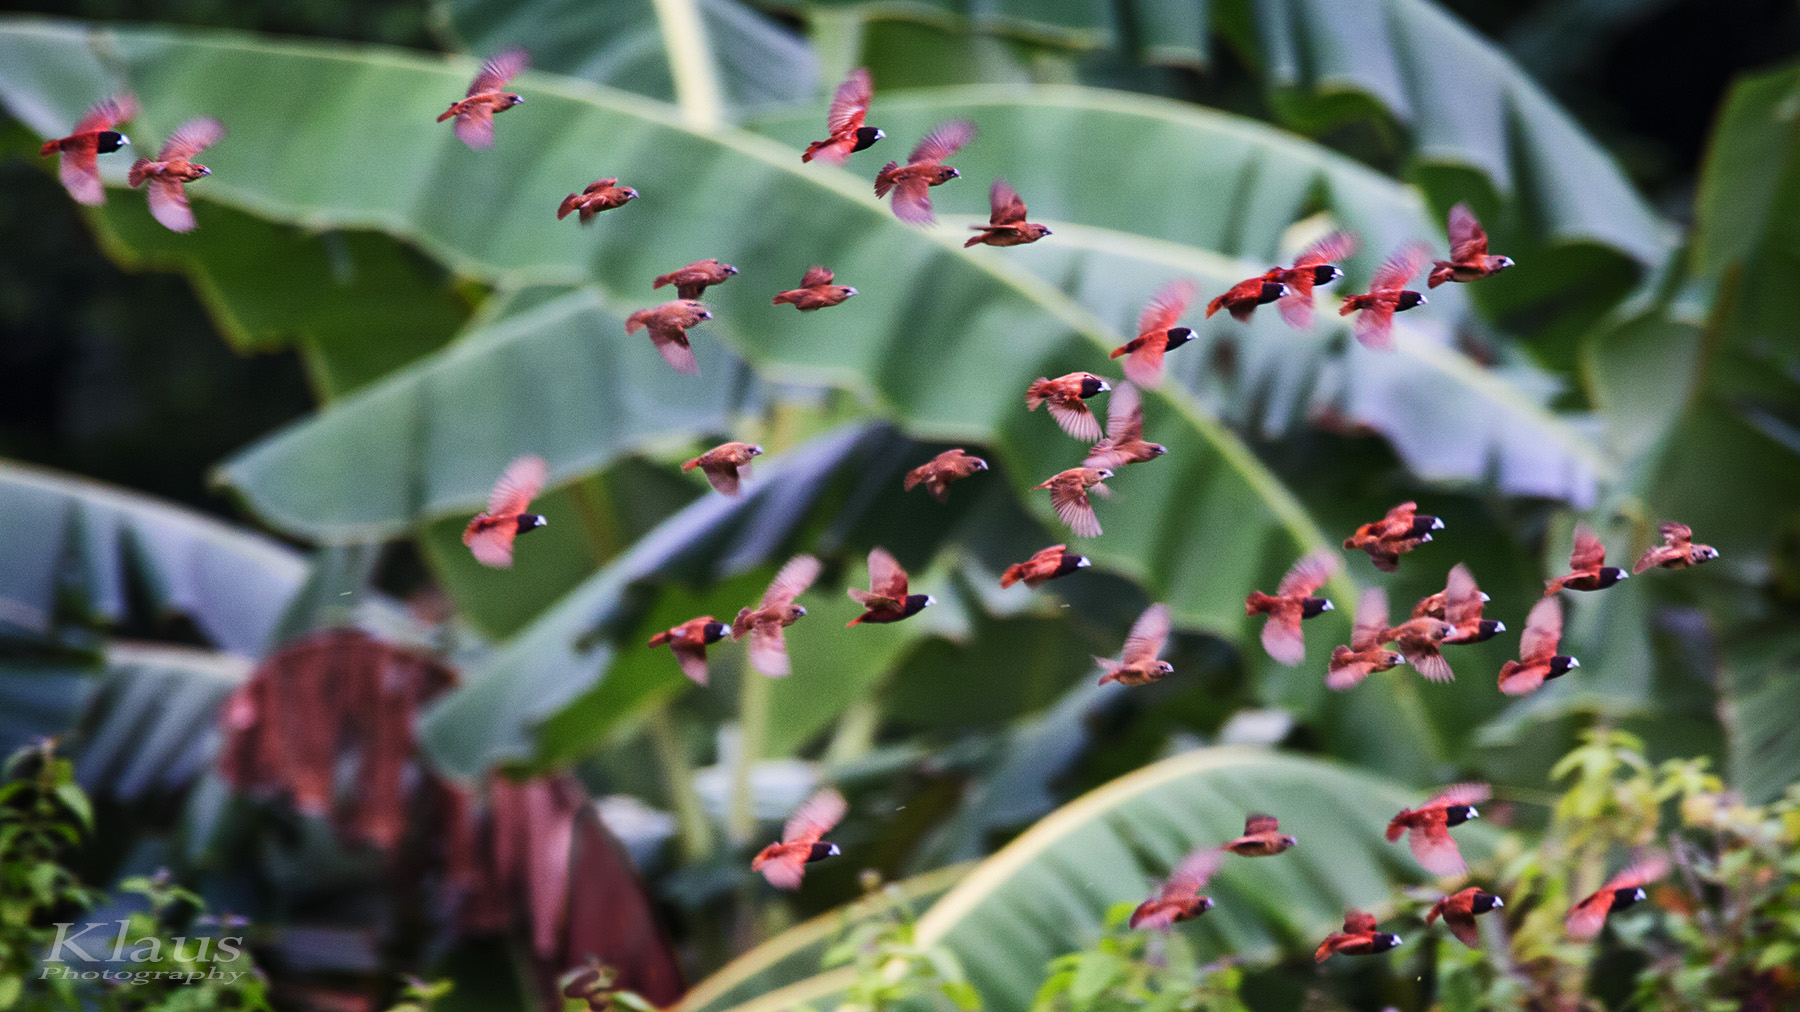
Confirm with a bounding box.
[874,119,975,224]
[734,554,822,677]
[439,48,528,148]
[1033,467,1113,539]
[1315,910,1402,963]
[1339,243,1430,350]
[751,788,847,890]
[1565,855,1668,939]
[802,68,882,165]
[1380,597,1457,684]
[1632,522,1718,573]
[999,545,1090,589]
[1418,563,1505,645]
[1085,382,1166,469]
[1545,524,1630,595]
[965,178,1051,248]
[40,93,137,206]
[1128,848,1221,930]
[771,266,858,311]
[462,454,548,568]
[1428,203,1513,288]
[1427,887,1505,948]
[653,259,738,301]
[625,299,713,375]
[1208,231,1355,326]
[1386,782,1490,877]
[1326,588,1405,691]
[1344,501,1442,572]
[682,441,763,496]
[1109,280,1197,388]
[1096,604,1173,687]
[1497,597,1579,696]
[1244,551,1339,667]
[557,178,638,223]
[1025,372,1111,442]
[1220,814,1297,857]
[903,448,988,503]
[846,547,934,626]
[647,616,732,685]
[1205,275,1287,323]
[127,117,224,233]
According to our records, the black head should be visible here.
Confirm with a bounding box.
[1369,932,1402,953]
[1406,515,1443,538]
[1470,619,1505,643]
[1301,597,1334,620]
[1396,291,1427,312]
[1164,326,1193,350]
[1257,281,1287,305]
[515,513,548,535]
[1079,375,1110,399]
[1597,567,1629,589]
[1547,655,1580,680]
[1611,886,1647,910]
[702,620,731,644]
[1054,553,1090,578]
[1444,804,1479,827]
[1471,892,1504,915]
[853,126,885,152]
[902,593,935,618]
[806,841,841,864]
[96,130,129,154]
[1311,264,1343,286]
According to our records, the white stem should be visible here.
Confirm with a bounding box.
[651,0,725,130]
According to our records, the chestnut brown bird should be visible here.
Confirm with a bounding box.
[999,545,1090,589]
[647,615,732,685]
[1497,597,1579,696]
[1633,521,1718,574]
[1033,467,1113,539]
[751,788,846,890]
[1427,887,1504,948]
[1244,551,1339,667]
[1085,382,1166,469]
[1339,243,1430,350]
[1128,848,1221,930]
[1545,524,1630,595]
[462,454,548,568]
[625,299,713,375]
[1025,372,1111,441]
[1428,203,1514,288]
[1095,604,1173,687]
[682,441,763,496]
[653,259,738,300]
[734,554,821,677]
[40,93,136,206]
[771,266,858,311]
[1109,280,1197,389]
[127,117,224,234]
[1277,231,1358,329]
[1205,274,1287,323]
[439,48,528,149]
[557,178,638,223]
[801,68,882,165]
[1386,782,1490,877]
[874,119,975,224]
[1565,855,1668,939]
[1326,588,1405,691]
[1381,602,1456,685]
[1417,563,1504,645]
[1220,814,1297,857]
[904,448,988,503]
[1343,501,1442,572]
[846,547,934,626]
[965,178,1051,248]
[1315,910,1402,963]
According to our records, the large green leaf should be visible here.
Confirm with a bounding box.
[709,746,1500,1012]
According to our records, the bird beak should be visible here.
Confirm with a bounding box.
[1492,897,1504,907]
[922,594,937,606]
[1431,517,1445,530]
[844,288,859,296]
[1321,599,1335,611]
[535,516,548,528]
[1416,294,1428,305]
[1042,227,1052,235]
[1467,806,1480,820]
[118,134,131,146]
[727,265,739,274]
[974,459,988,470]
[874,129,885,139]
[1493,621,1506,631]
[750,446,765,456]
[1097,380,1111,392]
[1568,657,1581,668]
[198,166,211,176]
[1075,557,1091,568]
[719,623,733,637]
[948,168,960,178]
[794,606,806,617]
[1479,592,1491,602]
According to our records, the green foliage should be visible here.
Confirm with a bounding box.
[1031,904,1248,1012]
[818,876,980,1012]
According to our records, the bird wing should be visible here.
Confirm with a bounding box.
[1294,229,1356,270]
[867,546,910,600]
[748,624,792,677]
[58,144,105,206]
[454,105,497,148]
[465,525,518,569]
[1325,648,1377,690]
[1563,892,1612,939]
[1350,298,1397,350]
[159,116,224,161]
[1570,524,1607,571]
[909,118,975,163]
[1408,820,1468,876]
[763,554,822,609]
[1278,550,1339,597]
[700,463,741,496]
[1344,910,1378,934]
[1049,481,1101,538]
[754,847,808,890]
[1260,608,1305,667]
[783,788,847,844]
[1121,604,1171,666]
[1121,340,1167,388]
[470,48,529,95]
[75,93,137,134]
[988,177,1028,226]
[1138,279,1197,337]
[1431,782,1492,808]
[1519,597,1563,662]
[646,324,700,375]
[1162,849,1222,897]
[1442,906,1482,948]
[1661,521,1693,548]
[1603,854,1670,892]
[670,641,711,686]
[145,177,197,233]
[1104,381,1145,443]
[1352,587,1390,649]
[800,265,834,287]
[888,177,935,224]
[827,67,872,134]
[1371,242,1429,292]
[488,454,548,516]
[1444,563,1484,627]
[1446,202,1488,262]
[1047,400,1102,442]
[1406,644,1455,684]
[1244,813,1280,835]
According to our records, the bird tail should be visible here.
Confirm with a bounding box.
[127,159,151,188]
[1424,901,1443,926]
[962,233,985,248]
[1384,814,1408,842]
[1108,344,1128,360]
[38,139,60,158]
[1205,295,1225,318]
[436,105,457,123]
[732,608,753,640]
[999,565,1024,589]
[647,630,673,647]
[1025,380,1050,410]
[770,291,795,306]
[624,310,649,334]
[801,140,823,163]
[873,162,899,198]
[1244,592,1276,616]
[556,194,582,220]
[652,273,673,290]
[1095,658,1123,685]
[1428,263,1454,288]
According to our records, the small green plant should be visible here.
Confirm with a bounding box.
[558,961,657,1012]
[818,872,981,1012]
[1030,903,1248,1012]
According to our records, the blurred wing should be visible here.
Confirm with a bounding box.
[1564,894,1610,939]
[1295,229,1356,269]
[1497,662,1545,696]
[647,326,700,375]
[1105,381,1145,442]
[1121,604,1171,665]
[1278,551,1340,597]
[1344,910,1378,934]
[1407,646,1454,684]
[489,454,548,516]
[1443,909,1482,948]
[58,145,104,206]
[1604,854,1670,892]
[701,464,741,496]
[466,526,518,569]
[988,177,1027,225]
[1325,652,1375,690]
[909,118,975,163]
[763,554,822,609]
[1050,484,1101,538]
[1129,901,1178,931]
[145,177,196,233]
[1431,782,1493,808]
[1351,300,1397,350]
[1660,521,1694,546]
[800,265,834,287]
[889,178,934,224]
[471,48,529,94]
[867,547,910,600]
[1409,823,1467,876]
[826,67,872,134]
[1244,814,1280,835]
[160,117,224,160]
[748,625,791,677]
[1570,524,1607,570]
[455,106,496,149]
[1138,279,1197,337]
[756,849,808,890]
[1444,563,1483,626]
[1167,849,1222,894]
[75,93,137,133]
[1276,287,1316,330]
[670,642,710,686]
[1371,243,1429,291]
[1047,401,1102,441]
[783,788,847,844]
[1260,610,1305,667]
[1122,341,1166,388]
[1519,597,1563,661]
[1446,203,1488,262]
[1352,587,1390,649]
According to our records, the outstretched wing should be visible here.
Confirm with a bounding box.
[455,106,497,148]
[646,325,700,375]
[1047,401,1101,442]
[1103,381,1145,443]
[1408,822,1467,876]
[1344,910,1378,934]
[867,547,910,600]
[1050,482,1101,538]
[670,641,710,686]
[488,454,547,516]
[74,93,138,134]
[1570,524,1607,571]
[465,525,518,569]
[145,177,197,233]
[889,177,934,224]
[1138,279,1197,337]
[1519,597,1563,662]
[763,554,822,609]
[1446,202,1488,263]
[1120,604,1171,666]
[1351,300,1397,350]
[748,624,792,677]
[1161,848,1222,898]
[1371,243,1429,292]
[1444,563,1484,627]
[1352,587,1390,649]
[159,116,224,161]
[827,67,872,134]
[1277,551,1339,597]
[1244,814,1280,835]
[470,48,529,95]
[800,265,834,287]
[783,788,847,844]
[1293,229,1356,270]
[909,118,976,163]
[988,177,1028,226]
[58,145,105,206]
[1429,782,1492,808]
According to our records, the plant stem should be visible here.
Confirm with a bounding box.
[647,705,714,861]
[650,0,724,130]
[730,668,770,846]
[826,699,880,765]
